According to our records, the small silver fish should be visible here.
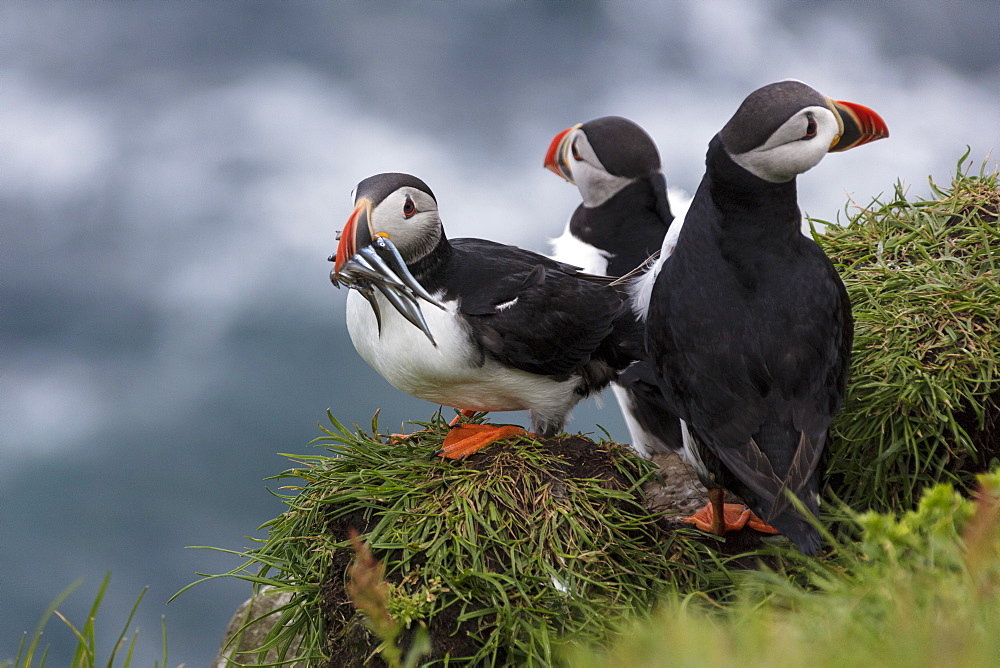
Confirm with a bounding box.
[372,236,446,310]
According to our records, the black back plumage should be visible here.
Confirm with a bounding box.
[646,136,853,554]
[409,236,640,394]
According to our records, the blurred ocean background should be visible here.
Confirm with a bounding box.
[2,1,998,663]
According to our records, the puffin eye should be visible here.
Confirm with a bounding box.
[803,113,817,139]
[402,195,416,218]
[571,140,583,161]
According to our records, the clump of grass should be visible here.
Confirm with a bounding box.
[816,153,1000,512]
[203,410,760,666]
[3,573,168,668]
[565,468,1000,667]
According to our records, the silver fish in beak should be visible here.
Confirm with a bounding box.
[329,235,442,345]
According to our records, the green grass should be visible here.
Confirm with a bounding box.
[818,152,1000,512]
[565,469,1000,668]
[197,412,1000,668]
[193,410,757,666]
[3,573,168,668]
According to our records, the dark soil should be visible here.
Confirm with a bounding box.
[954,388,1000,478]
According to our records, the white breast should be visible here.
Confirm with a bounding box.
[548,218,610,275]
[345,290,580,416]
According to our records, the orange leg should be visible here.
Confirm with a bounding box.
[447,408,479,427]
[392,408,481,442]
[682,488,780,535]
[435,423,527,460]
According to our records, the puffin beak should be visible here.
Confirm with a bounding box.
[827,99,889,152]
[543,124,581,183]
[334,198,374,272]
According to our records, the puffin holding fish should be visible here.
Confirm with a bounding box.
[331,172,639,459]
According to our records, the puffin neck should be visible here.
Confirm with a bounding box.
[570,175,674,275]
[577,176,668,229]
[703,136,802,243]
[406,231,452,283]
[591,176,669,219]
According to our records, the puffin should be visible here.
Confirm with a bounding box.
[543,116,690,276]
[542,116,691,459]
[642,80,888,554]
[332,172,639,459]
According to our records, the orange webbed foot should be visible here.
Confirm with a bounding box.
[435,423,527,460]
[682,502,752,534]
[391,409,481,443]
[745,512,781,535]
[682,503,781,535]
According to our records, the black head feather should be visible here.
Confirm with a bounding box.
[719,80,828,155]
[355,172,435,207]
[581,116,661,179]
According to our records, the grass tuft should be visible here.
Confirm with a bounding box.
[2,573,167,668]
[564,468,1000,667]
[209,410,763,666]
[816,153,1000,512]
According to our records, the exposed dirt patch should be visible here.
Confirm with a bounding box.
[954,388,1000,478]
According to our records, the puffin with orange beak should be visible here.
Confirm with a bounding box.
[331,188,445,344]
[542,116,690,460]
[543,116,689,277]
[639,80,889,554]
[331,172,639,459]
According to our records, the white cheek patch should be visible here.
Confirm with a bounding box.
[574,160,635,207]
[730,106,839,183]
[569,133,635,208]
[369,189,442,261]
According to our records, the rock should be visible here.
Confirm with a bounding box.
[644,451,709,517]
[213,586,303,667]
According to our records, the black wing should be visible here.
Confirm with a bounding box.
[446,239,634,380]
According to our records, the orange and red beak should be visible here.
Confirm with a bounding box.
[543,123,581,183]
[334,198,373,272]
[828,99,889,152]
